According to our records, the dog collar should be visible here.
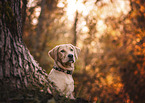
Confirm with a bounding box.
[53,66,73,75]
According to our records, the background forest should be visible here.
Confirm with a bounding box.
[22,0,145,102]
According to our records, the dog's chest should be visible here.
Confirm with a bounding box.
[48,69,74,94]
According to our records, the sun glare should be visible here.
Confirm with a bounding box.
[97,20,107,36]
[31,7,41,25]
[65,0,95,21]
[28,0,130,38]
[57,2,65,8]
[27,0,37,7]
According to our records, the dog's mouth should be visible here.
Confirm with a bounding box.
[68,59,74,63]
[64,59,74,65]
[60,58,74,67]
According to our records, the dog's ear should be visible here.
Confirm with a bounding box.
[74,46,80,59]
[48,46,59,61]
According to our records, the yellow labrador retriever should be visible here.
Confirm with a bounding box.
[48,44,80,99]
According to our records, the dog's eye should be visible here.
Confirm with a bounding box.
[61,50,65,53]
[70,49,73,51]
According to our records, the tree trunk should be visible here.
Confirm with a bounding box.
[72,11,78,46]
[0,0,51,102]
[33,0,58,61]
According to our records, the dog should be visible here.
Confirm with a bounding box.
[48,44,80,99]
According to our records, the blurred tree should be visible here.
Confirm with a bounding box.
[72,11,78,46]
[23,0,67,71]
[34,0,58,59]
[23,0,41,55]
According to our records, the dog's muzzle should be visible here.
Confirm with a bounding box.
[68,54,74,63]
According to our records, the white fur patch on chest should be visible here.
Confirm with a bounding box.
[48,69,74,96]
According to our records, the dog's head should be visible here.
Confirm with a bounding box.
[48,44,80,67]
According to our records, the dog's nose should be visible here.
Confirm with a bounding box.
[68,54,73,58]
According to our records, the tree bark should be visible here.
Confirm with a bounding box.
[0,0,51,102]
